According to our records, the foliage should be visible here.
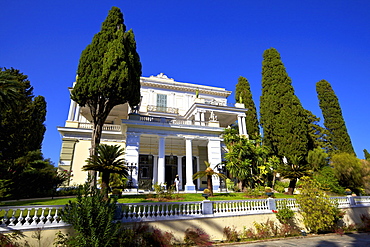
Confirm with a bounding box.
[115,224,174,247]
[60,176,121,247]
[364,149,370,161]
[0,68,46,161]
[296,176,341,233]
[83,144,128,200]
[307,147,328,172]
[274,180,288,193]
[235,76,259,139]
[260,48,310,160]
[275,200,295,224]
[0,68,50,200]
[152,182,176,201]
[305,110,330,151]
[223,128,271,190]
[330,153,364,193]
[240,219,300,240]
[277,155,310,194]
[71,7,141,185]
[0,231,27,247]
[1,150,68,199]
[223,226,239,242]
[313,166,344,194]
[316,79,355,155]
[184,227,212,246]
[193,161,226,196]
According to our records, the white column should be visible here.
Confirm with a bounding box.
[67,100,76,121]
[194,111,201,125]
[200,110,206,126]
[238,115,243,135]
[241,115,248,138]
[157,136,166,185]
[152,155,158,186]
[185,138,195,191]
[125,133,140,188]
[74,104,81,121]
[208,138,222,191]
[177,155,183,190]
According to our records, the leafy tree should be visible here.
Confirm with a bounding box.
[83,144,128,200]
[331,153,363,193]
[0,68,48,199]
[277,155,309,194]
[193,161,226,196]
[0,68,46,160]
[316,80,355,155]
[0,71,21,111]
[305,109,330,151]
[297,177,341,233]
[313,166,344,194]
[260,48,310,160]
[223,127,271,190]
[60,176,121,247]
[307,147,328,172]
[71,7,142,185]
[235,76,259,139]
[363,149,370,161]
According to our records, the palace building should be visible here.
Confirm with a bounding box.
[57,73,247,191]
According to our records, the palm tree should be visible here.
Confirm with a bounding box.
[193,161,227,196]
[83,144,128,200]
[277,155,309,195]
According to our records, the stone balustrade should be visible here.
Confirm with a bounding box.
[1,196,370,232]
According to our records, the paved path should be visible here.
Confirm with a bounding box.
[217,233,370,247]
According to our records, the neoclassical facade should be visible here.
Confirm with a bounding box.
[58,73,247,191]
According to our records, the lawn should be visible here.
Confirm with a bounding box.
[1,192,294,206]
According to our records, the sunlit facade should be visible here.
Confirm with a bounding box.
[58,73,247,191]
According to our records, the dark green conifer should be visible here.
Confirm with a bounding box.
[71,7,142,185]
[235,76,259,139]
[364,149,370,161]
[316,80,355,155]
[260,48,310,159]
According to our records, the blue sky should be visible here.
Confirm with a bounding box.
[1,1,370,164]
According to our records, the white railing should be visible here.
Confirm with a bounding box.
[0,205,67,231]
[116,201,202,222]
[78,123,121,131]
[213,199,269,215]
[2,196,370,231]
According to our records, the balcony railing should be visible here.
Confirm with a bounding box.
[147,105,179,114]
[78,123,121,131]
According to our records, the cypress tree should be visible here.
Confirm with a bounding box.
[316,80,355,155]
[260,48,310,194]
[235,76,259,139]
[260,48,309,159]
[71,7,142,184]
[364,149,370,161]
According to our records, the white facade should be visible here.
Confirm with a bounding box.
[58,73,247,191]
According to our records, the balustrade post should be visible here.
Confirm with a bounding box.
[267,198,276,211]
[202,200,214,215]
[347,195,356,206]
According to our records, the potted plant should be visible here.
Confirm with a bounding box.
[265,187,274,197]
[202,189,211,200]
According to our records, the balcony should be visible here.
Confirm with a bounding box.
[65,122,121,132]
[147,105,179,114]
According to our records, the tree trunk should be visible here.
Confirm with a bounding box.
[207,175,213,196]
[90,119,104,187]
[101,171,110,201]
[287,178,297,195]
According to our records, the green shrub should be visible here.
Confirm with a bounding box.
[60,176,120,247]
[275,200,295,224]
[223,226,239,242]
[184,227,212,246]
[296,176,340,233]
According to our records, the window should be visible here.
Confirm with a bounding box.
[156,94,167,112]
